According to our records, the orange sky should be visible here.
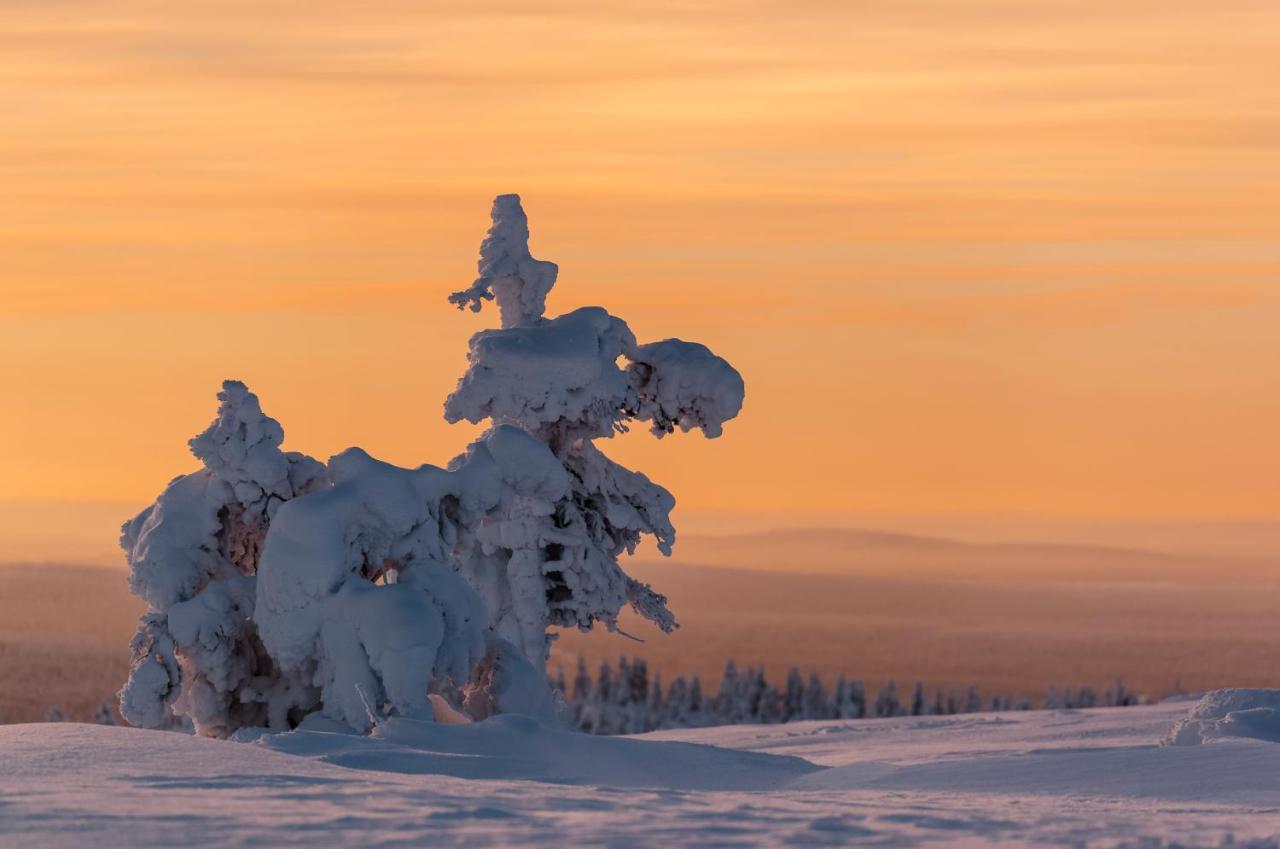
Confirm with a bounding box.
[1,0,1278,540]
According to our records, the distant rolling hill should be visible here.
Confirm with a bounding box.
[665,527,1277,582]
[2,527,1277,723]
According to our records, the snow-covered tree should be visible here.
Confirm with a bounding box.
[117,195,743,737]
[445,194,744,671]
[92,702,118,726]
[119,381,327,736]
[757,680,785,724]
[716,660,742,724]
[910,682,926,716]
[583,659,615,734]
[874,681,902,718]
[557,660,1153,733]
[783,667,805,721]
[803,672,830,720]
[687,674,708,726]
[1106,679,1139,707]
[834,677,866,720]
[550,665,567,698]
[849,680,868,719]
[664,675,690,727]
[646,671,665,730]
[571,655,593,727]
[743,666,771,723]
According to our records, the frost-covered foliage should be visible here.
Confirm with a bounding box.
[255,447,486,731]
[254,428,567,731]
[447,194,744,666]
[120,381,327,736]
[119,195,742,736]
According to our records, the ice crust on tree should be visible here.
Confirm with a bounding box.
[118,195,742,736]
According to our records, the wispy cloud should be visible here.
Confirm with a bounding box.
[0,0,1278,519]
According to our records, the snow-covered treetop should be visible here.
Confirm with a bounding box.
[187,379,324,522]
[444,194,743,645]
[445,195,745,444]
[448,194,560,329]
[123,380,325,611]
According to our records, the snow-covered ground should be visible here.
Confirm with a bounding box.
[3,700,1278,848]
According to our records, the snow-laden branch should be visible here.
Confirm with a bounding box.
[445,307,638,439]
[629,339,745,439]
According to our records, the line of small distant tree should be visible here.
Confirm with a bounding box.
[553,657,1145,735]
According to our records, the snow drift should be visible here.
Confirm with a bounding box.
[7,701,1280,848]
[1165,688,1280,746]
[259,711,819,790]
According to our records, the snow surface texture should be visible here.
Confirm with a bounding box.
[4,699,1279,848]
[119,195,743,737]
[1166,689,1280,746]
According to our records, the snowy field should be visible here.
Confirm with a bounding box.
[3,698,1278,848]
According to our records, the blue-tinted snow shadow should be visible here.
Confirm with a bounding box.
[258,713,822,791]
[123,772,347,791]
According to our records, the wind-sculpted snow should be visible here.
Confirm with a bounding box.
[1166,689,1280,746]
[261,712,820,789]
[118,196,742,735]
